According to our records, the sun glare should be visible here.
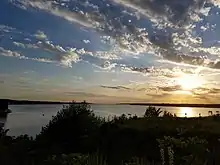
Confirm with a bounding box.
[177,74,203,90]
[179,107,194,117]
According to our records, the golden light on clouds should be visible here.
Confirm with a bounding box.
[177,74,204,91]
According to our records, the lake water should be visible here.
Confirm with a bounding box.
[1,104,219,137]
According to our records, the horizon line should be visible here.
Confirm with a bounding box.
[2,99,220,108]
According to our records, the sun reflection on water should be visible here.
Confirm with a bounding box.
[178,107,194,117]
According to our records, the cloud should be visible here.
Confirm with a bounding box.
[112,0,206,26]
[59,52,80,68]
[14,0,96,28]
[100,85,131,90]
[145,85,220,98]
[157,85,182,92]
[122,65,200,78]
[159,48,220,70]
[34,30,48,40]
[13,41,26,48]
[35,40,122,68]
[210,0,220,7]
[12,0,154,54]
[0,25,16,33]
[37,40,66,53]
[192,87,220,95]
[10,0,220,71]
[0,47,55,63]
[13,38,81,68]
[0,47,25,58]
[83,40,90,44]
[13,41,38,49]
[37,41,81,67]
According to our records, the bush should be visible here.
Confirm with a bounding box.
[35,101,104,156]
[163,111,176,118]
[144,106,162,117]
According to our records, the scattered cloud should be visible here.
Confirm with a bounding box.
[34,30,48,40]
[13,41,26,48]
[83,40,90,44]
[192,87,220,95]
[59,52,80,67]
[0,25,16,33]
[12,0,220,70]
[112,0,206,26]
[13,41,38,49]
[0,47,25,58]
[13,39,81,68]
[13,0,96,28]
[3,0,220,103]
[0,47,55,63]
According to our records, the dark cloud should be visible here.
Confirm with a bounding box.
[137,88,147,92]
[131,66,177,77]
[156,85,220,95]
[131,67,152,74]
[192,87,220,95]
[157,85,182,92]
[152,42,220,70]
[113,0,206,26]
[100,85,130,90]
[161,49,206,65]
[192,95,213,102]
[130,66,196,78]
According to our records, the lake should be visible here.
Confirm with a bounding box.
[1,104,219,137]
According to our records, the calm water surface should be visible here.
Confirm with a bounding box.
[0,104,219,137]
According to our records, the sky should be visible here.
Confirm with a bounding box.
[1,0,220,103]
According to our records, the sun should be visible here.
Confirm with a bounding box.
[177,74,203,90]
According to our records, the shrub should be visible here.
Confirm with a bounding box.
[35,101,104,155]
[144,106,162,117]
[163,111,176,118]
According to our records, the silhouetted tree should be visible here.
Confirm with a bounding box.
[144,106,162,117]
[35,101,104,157]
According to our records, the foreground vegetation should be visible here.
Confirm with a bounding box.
[1,102,220,165]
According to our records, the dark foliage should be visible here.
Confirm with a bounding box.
[163,111,177,118]
[144,106,162,117]
[1,103,220,165]
[34,101,104,157]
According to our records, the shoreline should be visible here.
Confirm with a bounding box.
[2,99,220,108]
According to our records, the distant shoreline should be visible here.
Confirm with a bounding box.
[119,103,220,108]
[2,99,220,108]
